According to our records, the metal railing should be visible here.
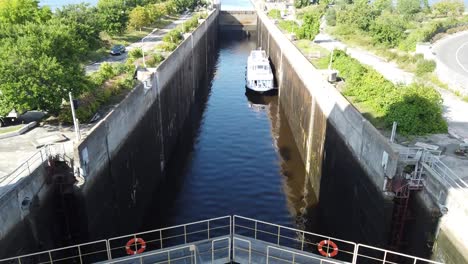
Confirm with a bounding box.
[0,240,109,264]
[0,144,70,198]
[233,215,357,263]
[422,153,468,190]
[266,246,343,264]
[104,245,197,264]
[233,237,252,263]
[107,216,231,259]
[0,216,231,264]
[0,215,444,264]
[233,216,443,264]
[354,244,442,264]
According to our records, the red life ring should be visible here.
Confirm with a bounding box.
[317,239,339,258]
[125,238,147,255]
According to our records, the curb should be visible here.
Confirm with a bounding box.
[0,122,37,140]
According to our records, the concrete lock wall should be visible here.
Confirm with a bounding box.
[74,9,219,241]
[0,164,62,258]
[256,11,398,247]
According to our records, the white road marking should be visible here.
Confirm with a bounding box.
[455,41,468,73]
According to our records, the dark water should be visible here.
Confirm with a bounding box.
[141,37,311,231]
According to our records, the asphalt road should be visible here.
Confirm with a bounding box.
[85,13,192,74]
[433,32,468,77]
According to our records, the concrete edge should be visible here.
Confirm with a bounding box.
[0,122,37,140]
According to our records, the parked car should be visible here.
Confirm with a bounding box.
[0,110,20,127]
[110,44,126,55]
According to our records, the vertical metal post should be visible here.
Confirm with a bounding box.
[184,225,187,244]
[390,122,397,143]
[167,251,171,264]
[328,49,334,70]
[160,230,163,249]
[106,240,112,260]
[207,221,210,239]
[69,92,80,142]
[266,247,270,264]
[383,251,388,264]
[292,254,295,264]
[78,246,83,264]
[277,227,280,245]
[48,251,53,264]
[254,221,257,240]
[301,232,305,251]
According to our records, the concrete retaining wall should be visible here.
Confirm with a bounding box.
[72,9,219,241]
[256,11,398,247]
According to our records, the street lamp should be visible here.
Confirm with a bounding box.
[141,28,158,68]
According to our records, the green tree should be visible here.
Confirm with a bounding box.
[147,3,166,23]
[373,0,393,12]
[336,0,377,31]
[55,3,102,50]
[97,0,129,34]
[0,21,89,115]
[432,0,465,17]
[295,0,311,8]
[128,6,151,31]
[296,9,322,40]
[0,0,51,24]
[370,12,407,47]
[397,0,423,16]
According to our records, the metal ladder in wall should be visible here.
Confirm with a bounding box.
[389,150,425,250]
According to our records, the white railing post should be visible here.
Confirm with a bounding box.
[254,221,257,240]
[184,225,187,244]
[277,226,280,245]
[160,230,163,248]
[207,221,210,239]
[78,246,83,264]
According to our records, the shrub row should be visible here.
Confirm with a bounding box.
[332,50,447,135]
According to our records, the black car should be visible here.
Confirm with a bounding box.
[110,44,126,55]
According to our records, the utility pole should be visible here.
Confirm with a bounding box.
[69,92,81,142]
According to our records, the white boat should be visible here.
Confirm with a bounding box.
[246,49,275,93]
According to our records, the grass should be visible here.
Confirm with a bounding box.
[294,40,330,69]
[0,124,25,135]
[102,16,176,48]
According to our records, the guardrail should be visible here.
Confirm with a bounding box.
[0,216,443,264]
[233,215,443,264]
[0,216,231,264]
[233,215,357,263]
[0,144,71,198]
[267,246,343,264]
[104,245,197,264]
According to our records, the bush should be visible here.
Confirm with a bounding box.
[385,84,447,135]
[156,42,178,51]
[295,8,322,40]
[163,29,183,44]
[129,48,143,59]
[268,9,282,19]
[370,12,407,47]
[181,15,199,33]
[415,59,436,76]
[278,20,299,34]
[147,53,165,67]
[331,50,447,135]
[326,8,337,26]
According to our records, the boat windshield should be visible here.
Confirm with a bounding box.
[255,64,269,71]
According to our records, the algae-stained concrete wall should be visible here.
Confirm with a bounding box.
[74,9,219,240]
[256,12,397,247]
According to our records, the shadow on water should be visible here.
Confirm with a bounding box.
[139,48,220,231]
